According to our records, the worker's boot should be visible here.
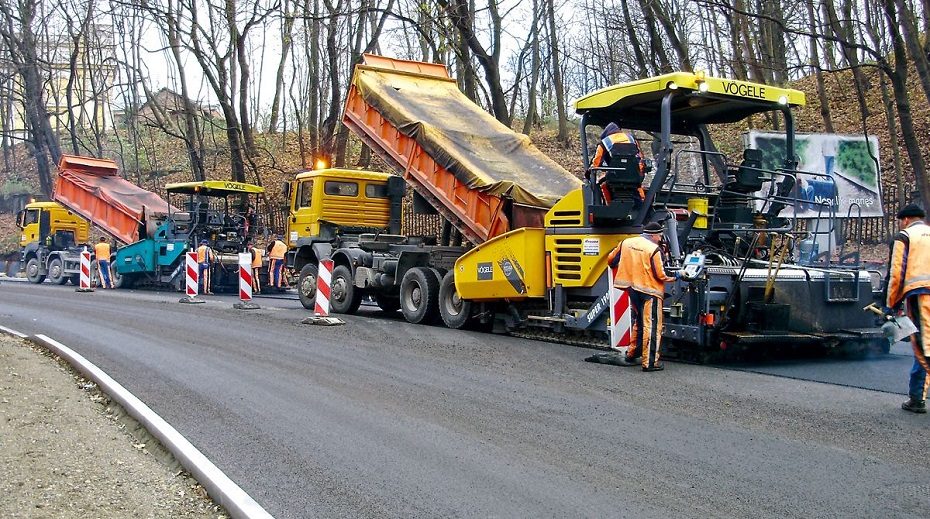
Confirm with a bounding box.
[901,398,927,414]
[642,364,664,372]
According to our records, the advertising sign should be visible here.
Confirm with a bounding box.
[746,131,883,217]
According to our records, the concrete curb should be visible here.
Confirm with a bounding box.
[26,333,274,519]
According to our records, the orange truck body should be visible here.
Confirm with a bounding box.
[53,155,172,244]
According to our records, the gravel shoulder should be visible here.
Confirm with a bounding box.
[0,334,226,518]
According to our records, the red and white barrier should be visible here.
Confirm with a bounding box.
[315,259,333,316]
[76,248,93,292]
[608,266,631,350]
[238,253,252,301]
[185,251,198,297]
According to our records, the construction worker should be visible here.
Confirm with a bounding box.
[590,122,647,207]
[268,234,288,291]
[247,240,262,294]
[607,221,677,371]
[93,236,114,289]
[197,239,215,295]
[886,204,930,414]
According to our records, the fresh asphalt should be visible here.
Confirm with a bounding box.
[1,280,927,518]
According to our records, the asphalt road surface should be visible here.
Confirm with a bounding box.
[1,281,928,518]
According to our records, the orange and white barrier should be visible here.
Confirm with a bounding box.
[315,259,333,316]
[76,248,93,292]
[608,266,631,350]
[185,251,198,297]
[238,253,253,301]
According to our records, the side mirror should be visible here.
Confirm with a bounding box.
[281,181,291,201]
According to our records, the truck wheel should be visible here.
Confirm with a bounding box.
[374,294,400,313]
[439,271,471,329]
[25,258,46,284]
[400,267,440,324]
[297,263,319,310]
[330,265,362,314]
[47,258,67,285]
[112,269,136,289]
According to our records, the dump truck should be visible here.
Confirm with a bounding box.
[47,155,264,290]
[288,55,883,355]
[18,200,91,285]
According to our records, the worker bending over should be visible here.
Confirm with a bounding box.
[607,222,677,371]
[886,204,930,414]
[93,236,114,289]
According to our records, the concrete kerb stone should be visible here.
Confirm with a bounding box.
[27,333,274,519]
[300,315,345,326]
[179,296,206,304]
[233,301,260,310]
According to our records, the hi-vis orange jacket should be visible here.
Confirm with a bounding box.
[197,244,212,264]
[886,220,930,308]
[93,242,111,262]
[269,240,287,260]
[250,247,263,268]
[591,131,646,203]
[608,236,675,298]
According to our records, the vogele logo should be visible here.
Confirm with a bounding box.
[721,81,766,100]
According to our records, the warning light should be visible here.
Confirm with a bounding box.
[314,158,329,170]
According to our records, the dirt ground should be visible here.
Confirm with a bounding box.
[0,334,227,518]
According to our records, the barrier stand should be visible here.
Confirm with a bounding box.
[75,247,94,293]
[300,259,344,326]
[178,252,204,304]
[233,252,260,310]
[584,266,637,366]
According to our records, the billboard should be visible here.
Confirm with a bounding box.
[746,131,883,217]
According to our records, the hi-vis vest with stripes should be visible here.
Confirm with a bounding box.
[887,221,930,308]
[610,236,674,298]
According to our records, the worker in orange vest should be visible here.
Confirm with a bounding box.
[247,240,263,294]
[197,239,215,295]
[590,123,647,207]
[607,222,677,371]
[267,235,288,291]
[93,236,114,289]
[886,204,930,413]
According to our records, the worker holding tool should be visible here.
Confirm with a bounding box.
[93,236,113,289]
[607,221,677,371]
[886,204,930,414]
[197,239,215,295]
[267,234,288,291]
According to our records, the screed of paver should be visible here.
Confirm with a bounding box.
[0,334,226,518]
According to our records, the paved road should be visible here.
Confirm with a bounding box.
[1,282,928,518]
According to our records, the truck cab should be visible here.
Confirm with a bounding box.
[284,168,405,308]
[18,201,91,284]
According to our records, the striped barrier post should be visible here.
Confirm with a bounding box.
[608,266,631,351]
[315,259,333,317]
[179,251,204,304]
[234,252,259,310]
[75,248,94,292]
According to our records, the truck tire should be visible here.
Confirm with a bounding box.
[297,263,319,310]
[374,294,400,314]
[330,265,362,314]
[439,271,471,329]
[47,258,67,285]
[112,269,136,289]
[400,267,440,324]
[25,257,46,284]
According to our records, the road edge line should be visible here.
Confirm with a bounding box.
[30,333,274,519]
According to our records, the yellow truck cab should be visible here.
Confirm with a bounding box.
[284,168,406,308]
[18,201,91,284]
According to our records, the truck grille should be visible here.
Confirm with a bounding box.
[552,238,582,281]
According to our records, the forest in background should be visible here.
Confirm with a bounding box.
[0,0,929,238]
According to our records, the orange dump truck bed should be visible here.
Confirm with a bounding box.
[343,54,581,245]
[53,155,173,244]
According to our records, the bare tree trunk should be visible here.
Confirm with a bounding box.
[522,0,541,136]
[268,3,295,134]
[879,73,905,206]
[895,0,930,108]
[620,0,648,78]
[546,0,569,143]
[883,0,928,206]
[806,1,833,132]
